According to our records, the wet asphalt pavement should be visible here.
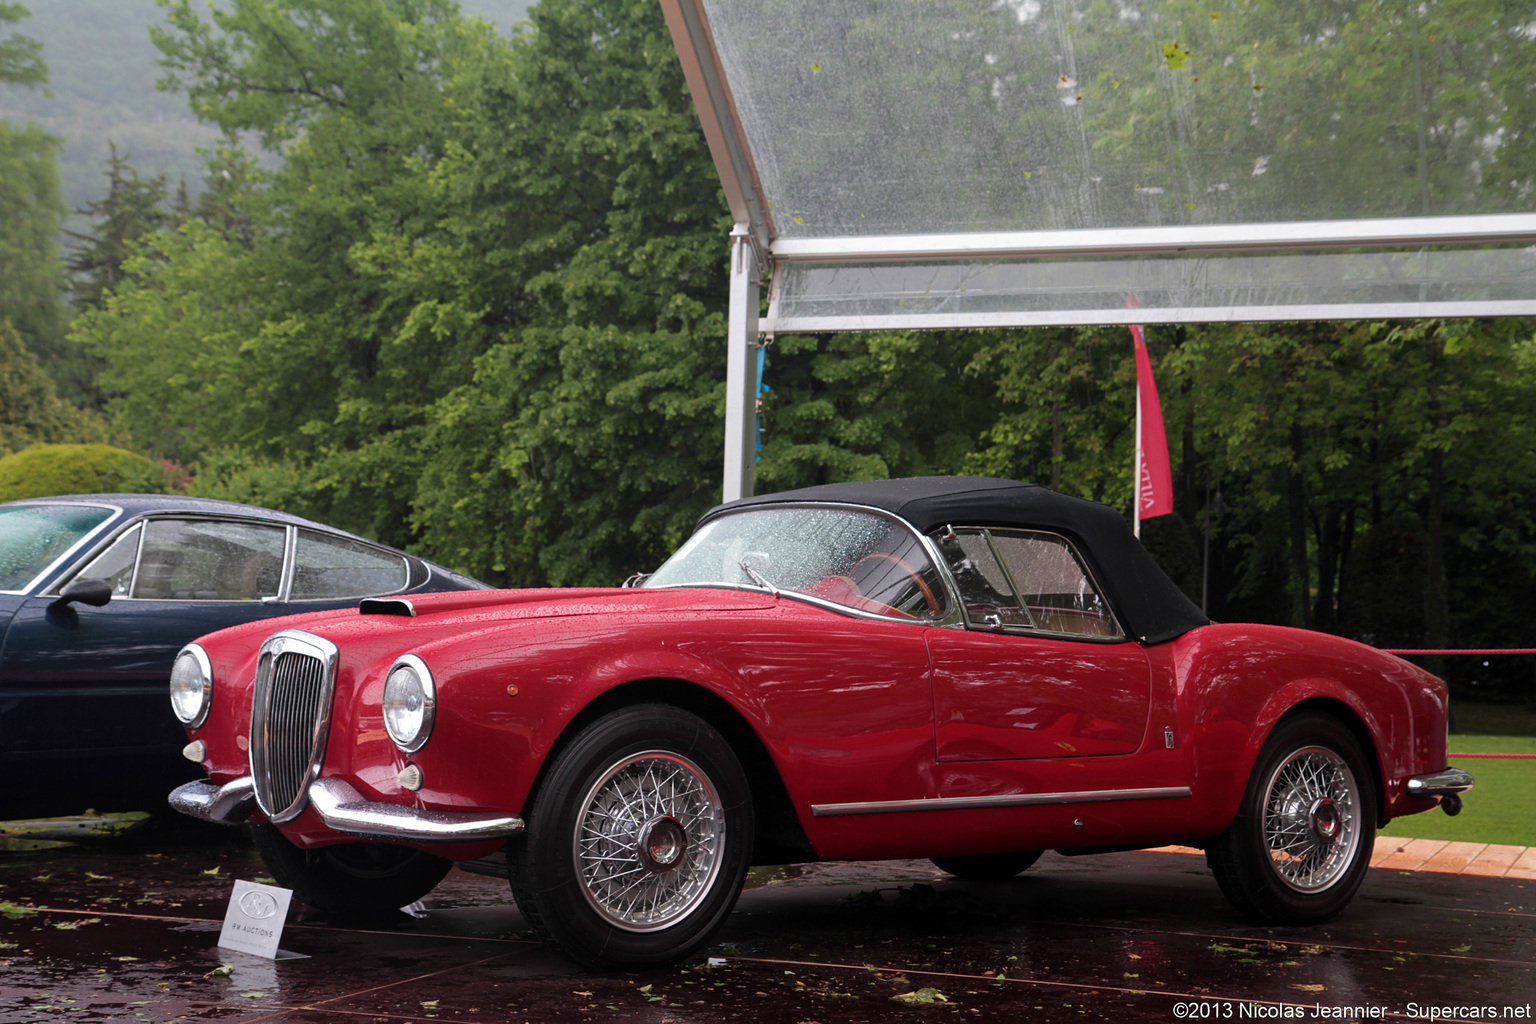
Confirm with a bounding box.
[0,819,1531,1023]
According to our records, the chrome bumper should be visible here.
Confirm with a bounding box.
[169,777,258,824]
[169,776,525,843]
[1406,766,1476,797]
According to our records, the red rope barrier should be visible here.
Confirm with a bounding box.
[1447,752,1536,759]
[1382,648,1536,656]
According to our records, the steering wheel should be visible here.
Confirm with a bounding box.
[852,551,941,617]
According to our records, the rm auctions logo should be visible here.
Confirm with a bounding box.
[238,889,279,920]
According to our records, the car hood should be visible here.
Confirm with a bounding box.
[195,585,778,655]
[357,585,773,627]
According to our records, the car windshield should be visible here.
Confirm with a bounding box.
[643,506,948,620]
[0,504,116,592]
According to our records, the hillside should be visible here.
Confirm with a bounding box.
[0,0,533,226]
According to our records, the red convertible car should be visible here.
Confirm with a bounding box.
[170,477,1472,968]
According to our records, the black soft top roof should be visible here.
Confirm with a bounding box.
[704,476,1208,644]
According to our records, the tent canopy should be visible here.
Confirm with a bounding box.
[660,0,1536,494]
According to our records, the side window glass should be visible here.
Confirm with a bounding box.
[932,529,1029,627]
[71,524,143,597]
[132,520,286,601]
[990,531,1121,639]
[0,504,114,591]
[291,530,408,600]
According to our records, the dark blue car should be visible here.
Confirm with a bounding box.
[0,494,487,820]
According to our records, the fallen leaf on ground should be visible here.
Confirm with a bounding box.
[892,988,949,1005]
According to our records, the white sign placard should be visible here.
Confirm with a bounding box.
[217,880,295,960]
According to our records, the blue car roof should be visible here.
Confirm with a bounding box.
[4,493,368,541]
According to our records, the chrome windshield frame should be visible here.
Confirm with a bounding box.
[645,501,966,628]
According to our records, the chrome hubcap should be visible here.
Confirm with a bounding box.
[1309,798,1340,842]
[1262,746,1359,892]
[573,752,724,932]
[639,816,687,872]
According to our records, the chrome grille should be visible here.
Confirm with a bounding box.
[249,630,338,824]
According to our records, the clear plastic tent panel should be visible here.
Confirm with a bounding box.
[703,0,1533,238]
[691,0,1536,325]
[774,246,1536,329]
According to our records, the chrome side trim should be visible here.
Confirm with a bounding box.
[811,786,1192,818]
[307,778,524,843]
[168,777,257,825]
[1406,767,1475,797]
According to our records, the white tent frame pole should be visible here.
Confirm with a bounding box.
[660,0,775,254]
[723,225,761,502]
[663,0,776,502]
[770,213,1536,263]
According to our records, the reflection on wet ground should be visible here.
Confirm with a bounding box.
[1,817,1532,1022]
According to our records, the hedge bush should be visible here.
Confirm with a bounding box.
[0,443,159,503]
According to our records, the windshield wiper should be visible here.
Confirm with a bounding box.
[737,559,779,596]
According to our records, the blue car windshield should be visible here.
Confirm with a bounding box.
[643,506,948,620]
[0,504,115,591]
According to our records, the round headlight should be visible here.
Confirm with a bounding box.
[383,654,436,753]
[169,644,213,728]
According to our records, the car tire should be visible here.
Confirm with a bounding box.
[930,850,1043,880]
[251,823,452,915]
[1207,712,1377,924]
[507,704,754,969]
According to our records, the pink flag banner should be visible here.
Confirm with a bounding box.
[1131,324,1174,522]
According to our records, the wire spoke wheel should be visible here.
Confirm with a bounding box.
[509,704,753,967]
[574,751,726,931]
[1261,746,1359,892]
[1208,713,1376,925]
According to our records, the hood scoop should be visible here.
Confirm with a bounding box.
[359,597,416,617]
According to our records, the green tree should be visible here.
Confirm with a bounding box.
[66,142,174,310]
[753,330,996,493]
[402,0,736,583]
[71,219,269,462]
[962,326,1136,503]
[1151,317,1536,650]
[0,3,69,390]
[0,2,44,86]
[80,0,489,541]
[0,319,101,456]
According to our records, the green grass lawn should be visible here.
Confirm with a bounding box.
[1378,733,1536,847]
